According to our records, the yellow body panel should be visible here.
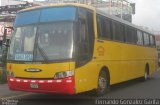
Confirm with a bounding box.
[19,3,95,13]
[74,40,157,94]
[94,40,157,84]
[7,62,75,79]
[75,61,99,93]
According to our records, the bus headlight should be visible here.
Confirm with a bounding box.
[54,70,74,79]
[7,71,14,77]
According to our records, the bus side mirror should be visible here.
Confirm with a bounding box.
[3,28,11,47]
[2,29,8,47]
[3,29,7,42]
[0,40,2,47]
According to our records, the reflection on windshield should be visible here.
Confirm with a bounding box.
[8,26,36,61]
[8,22,74,61]
[35,22,74,61]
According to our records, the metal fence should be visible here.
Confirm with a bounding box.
[34,0,134,22]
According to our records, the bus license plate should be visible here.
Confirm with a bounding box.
[30,83,39,89]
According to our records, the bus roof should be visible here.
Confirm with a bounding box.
[19,3,95,13]
[18,3,154,35]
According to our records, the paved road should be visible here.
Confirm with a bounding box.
[0,70,160,105]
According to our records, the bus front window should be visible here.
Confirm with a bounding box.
[8,6,76,62]
[8,22,74,62]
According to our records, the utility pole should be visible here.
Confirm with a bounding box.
[120,0,123,19]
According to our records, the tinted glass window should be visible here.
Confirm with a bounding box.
[40,7,76,22]
[8,26,37,61]
[112,21,125,42]
[132,29,137,44]
[15,7,76,26]
[137,30,143,45]
[125,27,131,43]
[36,22,74,61]
[153,36,156,47]
[15,10,41,26]
[76,8,94,67]
[97,15,112,39]
[105,18,112,39]
[125,26,137,44]
[87,11,94,57]
[143,33,150,46]
[150,35,155,47]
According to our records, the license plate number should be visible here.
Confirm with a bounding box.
[30,83,39,89]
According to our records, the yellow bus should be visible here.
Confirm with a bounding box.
[7,4,158,96]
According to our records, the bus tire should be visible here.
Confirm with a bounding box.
[143,65,149,81]
[95,69,110,96]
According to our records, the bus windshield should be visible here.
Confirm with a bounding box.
[35,22,74,61]
[8,22,74,61]
[8,6,76,62]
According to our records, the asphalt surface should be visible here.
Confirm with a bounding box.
[0,70,160,105]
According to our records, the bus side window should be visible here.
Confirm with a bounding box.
[143,33,150,46]
[137,30,143,45]
[125,26,133,43]
[78,19,88,43]
[125,26,137,44]
[132,29,137,44]
[97,16,103,38]
[153,35,156,47]
[150,35,155,47]
[77,18,89,55]
[112,21,125,42]
[97,15,112,40]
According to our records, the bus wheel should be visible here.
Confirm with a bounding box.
[95,70,110,96]
[143,66,149,81]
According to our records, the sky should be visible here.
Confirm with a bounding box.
[130,0,160,32]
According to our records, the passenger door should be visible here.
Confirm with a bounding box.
[75,8,97,93]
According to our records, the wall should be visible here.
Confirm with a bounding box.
[1,0,25,6]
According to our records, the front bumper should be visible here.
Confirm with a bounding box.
[7,76,75,95]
